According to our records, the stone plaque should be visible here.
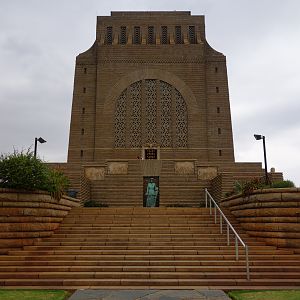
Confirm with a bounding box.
[198,167,218,180]
[175,161,194,175]
[85,167,105,180]
[108,162,128,175]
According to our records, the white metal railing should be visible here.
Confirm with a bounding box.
[204,189,250,280]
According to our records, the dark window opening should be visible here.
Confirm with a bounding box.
[188,26,196,44]
[148,26,155,44]
[133,26,141,44]
[215,67,218,73]
[81,128,84,135]
[161,26,168,44]
[120,26,127,44]
[106,26,113,44]
[216,87,219,93]
[82,107,85,114]
[218,128,221,134]
[80,150,83,158]
[84,67,87,74]
[219,150,222,156]
[83,87,86,93]
[175,26,183,44]
[217,107,220,113]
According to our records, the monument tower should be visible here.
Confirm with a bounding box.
[64,11,281,206]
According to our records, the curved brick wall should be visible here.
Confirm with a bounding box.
[0,188,80,254]
[221,188,300,248]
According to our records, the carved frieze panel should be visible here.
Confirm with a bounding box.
[107,162,128,175]
[85,167,105,181]
[175,161,194,175]
[198,167,218,180]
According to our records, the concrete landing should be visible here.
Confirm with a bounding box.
[68,289,230,300]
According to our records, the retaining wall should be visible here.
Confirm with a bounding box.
[0,189,80,254]
[221,188,300,248]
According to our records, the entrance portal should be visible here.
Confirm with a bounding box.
[143,176,159,207]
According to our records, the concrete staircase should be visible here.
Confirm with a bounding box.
[1,207,300,289]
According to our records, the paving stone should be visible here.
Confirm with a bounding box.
[68,289,230,300]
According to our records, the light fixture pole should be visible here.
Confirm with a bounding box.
[254,134,269,185]
[34,137,47,158]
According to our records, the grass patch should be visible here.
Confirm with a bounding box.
[0,290,71,300]
[228,290,300,300]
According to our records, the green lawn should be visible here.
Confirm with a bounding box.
[0,290,71,300]
[228,290,300,300]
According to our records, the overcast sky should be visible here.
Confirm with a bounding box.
[0,0,299,186]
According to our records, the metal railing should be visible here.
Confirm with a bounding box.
[204,189,250,280]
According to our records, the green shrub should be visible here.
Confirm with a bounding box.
[271,180,295,188]
[225,178,267,198]
[0,150,47,190]
[0,150,69,200]
[84,200,108,207]
[43,168,70,200]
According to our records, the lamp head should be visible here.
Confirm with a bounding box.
[37,137,47,144]
[254,134,263,140]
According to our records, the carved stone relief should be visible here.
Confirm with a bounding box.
[175,161,194,175]
[107,162,128,175]
[85,167,105,181]
[198,167,218,180]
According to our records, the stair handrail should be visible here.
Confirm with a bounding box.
[204,188,250,280]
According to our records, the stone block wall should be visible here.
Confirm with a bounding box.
[0,189,80,254]
[221,188,300,248]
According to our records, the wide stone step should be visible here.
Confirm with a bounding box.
[9,250,291,257]
[23,245,276,251]
[2,271,300,280]
[1,206,299,289]
[1,259,299,267]
[2,265,300,273]
[37,240,265,246]
[1,278,300,287]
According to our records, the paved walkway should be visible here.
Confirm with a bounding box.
[68,289,231,300]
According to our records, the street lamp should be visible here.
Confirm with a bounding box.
[254,134,270,185]
[34,137,47,158]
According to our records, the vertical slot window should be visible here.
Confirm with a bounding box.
[161,26,168,44]
[175,26,183,44]
[219,150,222,156]
[106,26,113,44]
[216,87,219,93]
[217,107,220,113]
[148,26,155,44]
[188,26,196,44]
[120,26,127,44]
[133,26,141,44]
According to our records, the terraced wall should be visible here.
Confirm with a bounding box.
[221,188,300,248]
[0,189,80,254]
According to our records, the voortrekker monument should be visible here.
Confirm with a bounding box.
[59,11,282,206]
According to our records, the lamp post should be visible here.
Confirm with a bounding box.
[34,137,47,158]
[254,134,269,185]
